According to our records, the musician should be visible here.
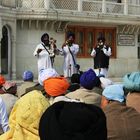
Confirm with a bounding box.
[60,32,79,78]
[91,36,111,77]
[33,33,53,72]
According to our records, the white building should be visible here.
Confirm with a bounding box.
[0,0,140,79]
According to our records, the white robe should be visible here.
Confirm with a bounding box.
[0,97,9,133]
[33,43,52,72]
[60,44,79,77]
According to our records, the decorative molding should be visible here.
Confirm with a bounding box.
[118,25,140,34]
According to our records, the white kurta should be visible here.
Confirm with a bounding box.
[60,44,79,77]
[33,43,52,72]
[0,97,9,132]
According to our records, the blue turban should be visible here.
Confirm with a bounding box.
[22,71,34,81]
[80,69,100,90]
[123,72,140,92]
[102,84,124,102]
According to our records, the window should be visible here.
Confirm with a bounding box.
[66,26,116,58]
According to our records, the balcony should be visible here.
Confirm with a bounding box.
[0,0,140,25]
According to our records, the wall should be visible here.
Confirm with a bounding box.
[16,21,65,79]
[16,21,140,79]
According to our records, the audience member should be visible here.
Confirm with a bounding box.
[17,70,36,98]
[2,81,17,95]
[0,75,6,94]
[0,97,9,134]
[0,93,18,117]
[66,69,102,106]
[43,77,70,104]
[0,81,18,119]
[123,72,140,113]
[67,73,82,92]
[101,84,140,140]
[0,90,50,139]
[39,101,107,140]
[38,68,59,86]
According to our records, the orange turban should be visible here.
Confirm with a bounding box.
[0,75,6,86]
[44,77,70,97]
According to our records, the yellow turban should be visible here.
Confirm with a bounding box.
[0,90,50,140]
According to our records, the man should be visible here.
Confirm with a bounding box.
[101,84,140,140]
[60,32,79,78]
[66,68,103,106]
[123,71,140,113]
[91,36,111,77]
[39,101,107,140]
[17,70,36,98]
[33,33,53,72]
[0,97,9,134]
[0,91,50,139]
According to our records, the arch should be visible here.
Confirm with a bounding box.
[0,25,12,79]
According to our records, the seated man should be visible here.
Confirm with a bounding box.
[66,69,103,107]
[17,70,36,98]
[0,91,50,139]
[0,97,9,134]
[101,84,140,140]
[123,71,140,113]
[39,101,107,140]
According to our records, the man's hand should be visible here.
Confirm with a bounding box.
[37,49,42,54]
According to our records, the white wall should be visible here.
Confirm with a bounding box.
[16,22,140,79]
[16,22,65,79]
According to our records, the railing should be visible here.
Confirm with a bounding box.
[0,0,140,17]
[0,0,17,8]
[17,0,44,8]
[128,4,140,15]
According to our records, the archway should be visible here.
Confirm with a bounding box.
[0,25,12,79]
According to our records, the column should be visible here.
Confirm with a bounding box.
[124,0,128,15]
[78,0,82,12]
[11,36,16,80]
[102,0,106,13]
[44,0,50,10]
[11,21,17,80]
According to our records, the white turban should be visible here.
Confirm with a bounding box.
[100,77,113,89]
[38,68,59,85]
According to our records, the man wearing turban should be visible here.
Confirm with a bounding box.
[91,36,111,77]
[60,32,79,77]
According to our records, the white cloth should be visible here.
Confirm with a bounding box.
[91,45,111,77]
[0,97,9,132]
[33,43,52,72]
[94,68,108,77]
[91,45,111,57]
[60,44,79,77]
[0,94,18,116]
[53,96,81,104]
[38,68,59,85]
[100,77,113,89]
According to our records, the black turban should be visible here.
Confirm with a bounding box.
[71,73,81,84]
[97,36,105,42]
[67,32,75,39]
[41,33,49,42]
[39,101,107,140]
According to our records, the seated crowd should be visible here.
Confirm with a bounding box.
[0,68,140,140]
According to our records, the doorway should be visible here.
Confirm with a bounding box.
[0,25,12,79]
[67,26,116,58]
